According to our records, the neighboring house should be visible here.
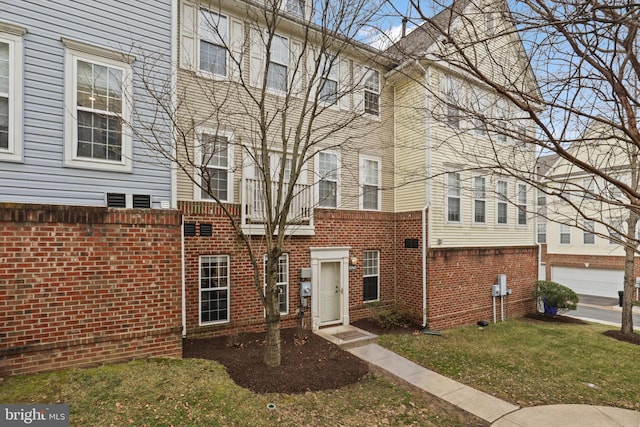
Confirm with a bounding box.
[386,0,540,327]
[177,0,539,338]
[538,121,640,299]
[0,1,182,376]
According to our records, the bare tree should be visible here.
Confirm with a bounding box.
[133,0,391,366]
[394,0,639,333]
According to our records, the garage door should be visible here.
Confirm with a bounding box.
[551,266,624,298]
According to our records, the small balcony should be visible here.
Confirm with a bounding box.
[242,178,315,235]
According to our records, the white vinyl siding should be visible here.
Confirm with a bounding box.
[199,255,230,325]
[63,41,133,172]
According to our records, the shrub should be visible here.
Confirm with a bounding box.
[367,303,419,329]
[534,280,579,315]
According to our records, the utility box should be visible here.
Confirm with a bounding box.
[300,281,311,297]
[497,274,507,296]
[300,268,312,279]
[491,284,501,297]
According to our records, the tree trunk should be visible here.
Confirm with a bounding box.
[621,212,638,335]
[263,256,281,367]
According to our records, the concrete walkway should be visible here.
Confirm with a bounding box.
[316,325,640,427]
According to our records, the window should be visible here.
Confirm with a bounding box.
[319,54,338,105]
[447,172,461,223]
[318,151,338,207]
[363,250,379,302]
[537,189,546,206]
[361,156,380,210]
[582,178,595,200]
[473,176,486,224]
[267,34,288,92]
[537,222,546,243]
[609,217,622,244]
[517,183,527,225]
[200,255,230,324]
[471,87,488,136]
[0,25,24,162]
[583,221,595,244]
[286,0,305,17]
[495,99,508,143]
[197,131,233,202]
[264,254,289,314]
[496,180,508,225]
[199,9,227,76]
[560,223,571,244]
[63,39,133,171]
[442,76,461,129]
[363,68,380,116]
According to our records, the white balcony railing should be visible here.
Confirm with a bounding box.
[243,178,314,235]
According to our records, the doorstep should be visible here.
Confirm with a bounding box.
[314,325,378,349]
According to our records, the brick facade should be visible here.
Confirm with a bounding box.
[181,202,537,337]
[0,204,183,376]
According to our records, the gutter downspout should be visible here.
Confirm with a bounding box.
[170,0,186,338]
[418,61,432,328]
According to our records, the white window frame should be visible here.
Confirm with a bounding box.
[266,33,289,93]
[609,217,622,244]
[442,76,462,129]
[473,176,486,224]
[583,221,595,244]
[360,155,381,211]
[199,255,230,325]
[0,24,25,163]
[363,250,380,302]
[264,254,289,315]
[198,8,228,78]
[363,68,380,116]
[63,38,134,172]
[537,222,546,243]
[316,150,340,208]
[496,179,508,225]
[286,0,306,18]
[446,172,462,223]
[194,127,234,202]
[583,177,595,200]
[517,182,527,226]
[560,223,571,245]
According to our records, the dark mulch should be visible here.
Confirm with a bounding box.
[183,327,369,393]
[351,318,423,335]
[523,312,589,324]
[603,330,640,345]
[524,312,640,346]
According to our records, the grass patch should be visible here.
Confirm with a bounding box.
[0,358,481,427]
[379,318,640,409]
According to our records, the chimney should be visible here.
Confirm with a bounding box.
[401,17,408,38]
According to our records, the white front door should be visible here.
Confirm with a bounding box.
[310,247,350,330]
[319,261,341,323]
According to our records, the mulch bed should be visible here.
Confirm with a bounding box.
[183,327,369,393]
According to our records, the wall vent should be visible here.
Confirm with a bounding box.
[133,194,151,209]
[184,222,196,237]
[106,193,126,208]
[199,223,213,237]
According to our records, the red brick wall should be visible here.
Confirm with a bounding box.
[181,202,538,336]
[0,203,183,376]
[180,202,398,337]
[425,246,538,330]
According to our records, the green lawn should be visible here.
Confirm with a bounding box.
[0,358,480,427]
[380,318,640,410]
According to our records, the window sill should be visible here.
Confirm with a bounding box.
[64,157,132,173]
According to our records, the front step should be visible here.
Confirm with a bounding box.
[314,325,378,349]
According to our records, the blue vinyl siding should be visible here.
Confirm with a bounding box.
[0,0,173,207]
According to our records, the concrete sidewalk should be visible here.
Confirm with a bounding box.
[316,325,640,427]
